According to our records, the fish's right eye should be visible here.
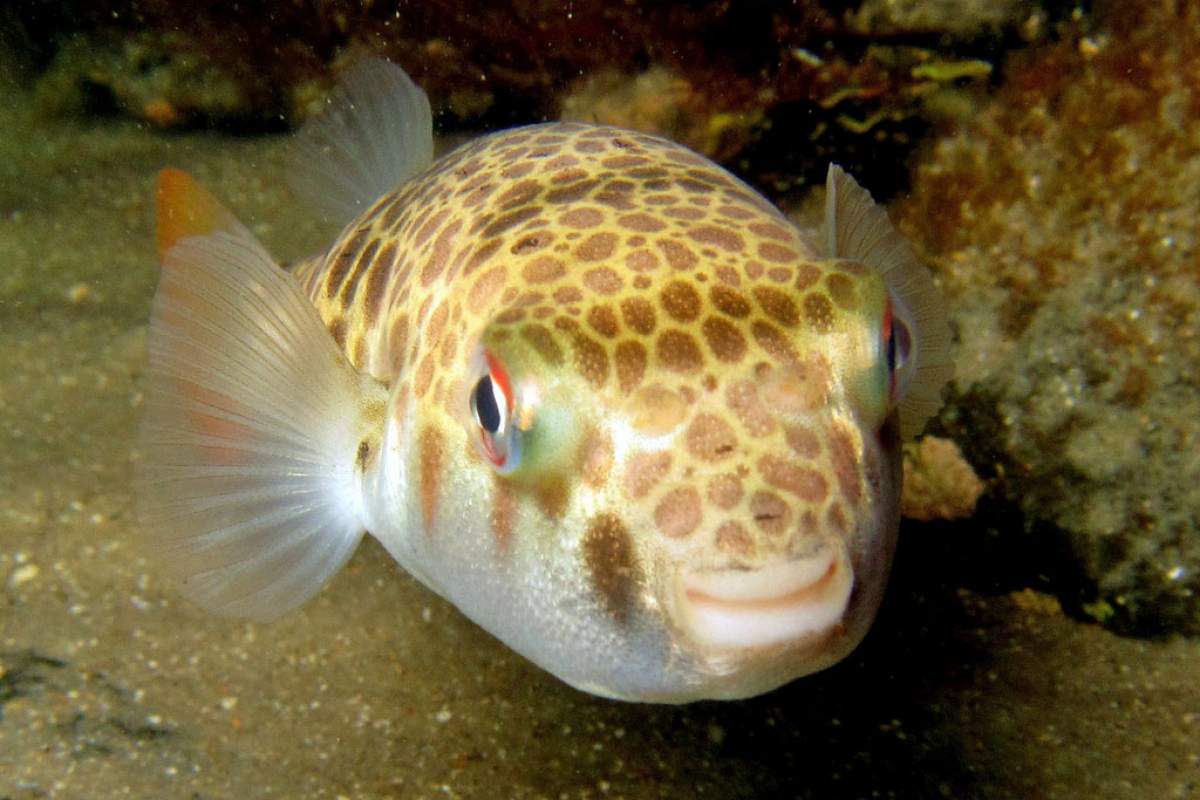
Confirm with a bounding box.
[472,374,503,434]
[468,349,522,473]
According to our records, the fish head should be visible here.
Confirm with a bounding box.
[443,256,909,701]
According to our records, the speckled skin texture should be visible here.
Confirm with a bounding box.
[293,122,900,699]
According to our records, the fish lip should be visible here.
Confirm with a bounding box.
[674,543,854,652]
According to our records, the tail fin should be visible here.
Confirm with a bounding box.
[137,171,387,620]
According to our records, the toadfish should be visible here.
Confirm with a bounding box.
[136,59,951,702]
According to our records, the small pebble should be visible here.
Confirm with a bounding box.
[8,563,39,588]
[66,283,91,305]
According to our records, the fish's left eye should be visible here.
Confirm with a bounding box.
[883,298,914,400]
[469,350,521,473]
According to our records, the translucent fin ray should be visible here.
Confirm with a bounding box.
[136,208,384,620]
[823,164,953,439]
[289,57,434,226]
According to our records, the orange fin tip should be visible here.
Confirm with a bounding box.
[155,168,242,260]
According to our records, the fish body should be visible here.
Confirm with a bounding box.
[137,60,951,702]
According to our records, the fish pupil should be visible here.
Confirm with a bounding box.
[473,375,502,434]
[886,329,897,373]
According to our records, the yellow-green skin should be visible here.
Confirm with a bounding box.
[294,123,899,701]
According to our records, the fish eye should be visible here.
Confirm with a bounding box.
[883,298,914,400]
[472,374,503,434]
[888,318,912,375]
[468,350,521,472]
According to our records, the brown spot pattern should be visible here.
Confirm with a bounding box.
[654,487,702,538]
[586,305,620,338]
[561,207,604,228]
[615,340,647,393]
[520,323,564,366]
[701,317,747,362]
[659,281,701,322]
[658,239,697,270]
[758,242,796,263]
[419,427,444,529]
[785,424,822,458]
[795,264,822,290]
[363,242,395,326]
[707,474,743,509]
[491,477,517,551]
[715,521,754,557]
[804,293,835,333]
[582,513,639,622]
[826,273,858,310]
[710,285,751,318]
[522,256,566,283]
[623,451,672,498]
[749,491,790,536]
[656,330,703,372]
[535,475,571,519]
[828,425,863,506]
[685,414,738,461]
[579,427,615,488]
[620,297,656,335]
[727,380,776,437]
[759,455,829,502]
[687,225,744,252]
[576,232,618,261]
[583,266,623,294]
[753,287,800,328]
[469,266,507,312]
[555,318,609,387]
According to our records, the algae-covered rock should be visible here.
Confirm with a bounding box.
[33,31,281,128]
[896,1,1200,635]
[902,437,985,523]
[559,67,764,162]
[13,0,1052,195]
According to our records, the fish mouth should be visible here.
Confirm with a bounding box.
[676,544,854,651]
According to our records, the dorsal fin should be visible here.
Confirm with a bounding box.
[155,168,248,260]
[822,165,954,439]
[288,57,434,227]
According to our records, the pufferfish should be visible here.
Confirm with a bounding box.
[136,58,951,702]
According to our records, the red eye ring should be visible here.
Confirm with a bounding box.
[483,350,513,415]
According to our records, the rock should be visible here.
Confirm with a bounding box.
[33,31,276,128]
[559,67,763,162]
[15,1,1059,197]
[902,436,985,522]
[895,2,1200,635]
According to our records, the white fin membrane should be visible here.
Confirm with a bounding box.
[823,165,954,439]
[289,57,434,227]
[136,229,385,620]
